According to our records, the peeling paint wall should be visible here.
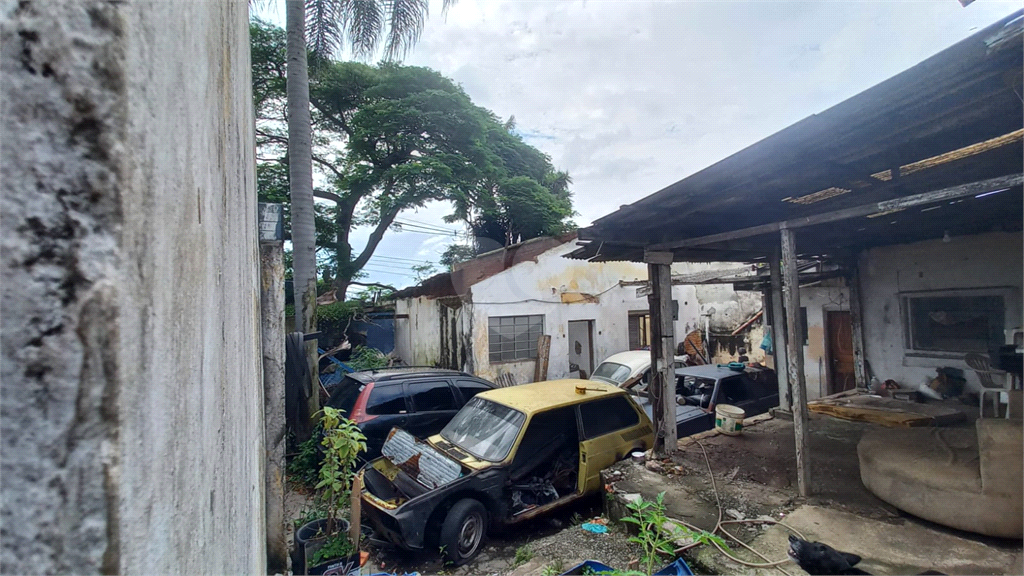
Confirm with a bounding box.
[859,231,1023,394]
[1,1,264,573]
[395,243,767,383]
[671,262,766,365]
[798,285,851,400]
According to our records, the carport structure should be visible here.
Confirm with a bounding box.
[569,11,1023,496]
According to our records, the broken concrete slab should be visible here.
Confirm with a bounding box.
[696,504,1023,576]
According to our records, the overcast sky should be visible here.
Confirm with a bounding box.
[257,0,1017,291]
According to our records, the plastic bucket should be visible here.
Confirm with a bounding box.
[714,404,745,436]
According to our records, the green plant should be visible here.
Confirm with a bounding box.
[287,424,323,489]
[541,559,565,576]
[311,532,355,565]
[570,511,584,526]
[311,406,367,559]
[620,492,676,576]
[348,346,388,371]
[293,501,328,528]
[512,544,534,568]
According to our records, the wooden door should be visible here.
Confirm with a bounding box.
[827,311,855,394]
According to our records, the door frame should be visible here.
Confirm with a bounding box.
[824,309,855,395]
[567,319,595,378]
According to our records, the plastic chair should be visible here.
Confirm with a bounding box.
[965,353,1011,418]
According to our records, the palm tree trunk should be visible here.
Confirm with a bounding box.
[286,0,319,416]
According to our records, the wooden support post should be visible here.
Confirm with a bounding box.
[350,474,362,551]
[848,256,869,390]
[534,335,551,382]
[780,227,811,497]
[769,244,791,412]
[259,206,288,573]
[645,250,677,456]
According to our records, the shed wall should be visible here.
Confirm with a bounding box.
[859,231,1023,393]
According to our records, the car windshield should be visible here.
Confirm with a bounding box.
[440,397,526,462]
[592,362,632,384]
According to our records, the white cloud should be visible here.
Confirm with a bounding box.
[258,0,1018,289]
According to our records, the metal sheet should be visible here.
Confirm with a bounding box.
[381,428,461,490]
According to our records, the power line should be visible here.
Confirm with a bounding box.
[396,216,461,232]
[370,254,434,265]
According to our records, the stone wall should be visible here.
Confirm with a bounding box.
[1,1,265,573]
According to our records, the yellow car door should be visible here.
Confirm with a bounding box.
[577,394,651,493]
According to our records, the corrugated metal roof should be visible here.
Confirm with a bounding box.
[570,11,1024,263]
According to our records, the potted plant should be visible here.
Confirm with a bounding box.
[297,407,366,575]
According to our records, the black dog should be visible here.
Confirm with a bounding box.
[788,534,868,575]
[787,535,945,576]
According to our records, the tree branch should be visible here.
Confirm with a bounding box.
[313,189,344,204]
[351,185,403,272]
[350,281,397,291]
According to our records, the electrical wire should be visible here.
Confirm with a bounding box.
[394,218,459,234]
[664,439,805,573]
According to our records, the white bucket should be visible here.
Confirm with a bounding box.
[715,404,745,436]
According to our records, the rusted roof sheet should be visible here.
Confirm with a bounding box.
[380,428,462,490]
[394,233,577,299]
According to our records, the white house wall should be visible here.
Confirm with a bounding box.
[468,242,702,383]
[859,231,1023,394]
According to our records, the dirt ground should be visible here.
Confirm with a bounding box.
[670,414,903,521]
[363,495,642,576]
[288,408,1020,575]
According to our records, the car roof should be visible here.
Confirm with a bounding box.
[675,364,769,380]
[346,367,473,383]
[596,351,689,373]
[474,379,624,414]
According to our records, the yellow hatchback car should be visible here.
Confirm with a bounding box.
[358,379,655,565]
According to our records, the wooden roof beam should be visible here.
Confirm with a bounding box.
[649,173,1022,251]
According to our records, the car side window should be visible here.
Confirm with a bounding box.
[407,380,458,412]
[580,396,640,439]
[717,376,746,404]
[366,384,407,415]
[456,379,492,404]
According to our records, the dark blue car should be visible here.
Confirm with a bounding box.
[631,365,779,438]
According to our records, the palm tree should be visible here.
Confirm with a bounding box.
[283,0,454,410]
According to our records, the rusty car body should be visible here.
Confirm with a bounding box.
[357,379,655,564]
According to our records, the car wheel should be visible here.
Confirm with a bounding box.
[440,498,487,565]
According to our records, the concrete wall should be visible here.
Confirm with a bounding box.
[1,1,265,574]
[859,232,1023,394]
[395,243,767,383]
[798,284,851,400]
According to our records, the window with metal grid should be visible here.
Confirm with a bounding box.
[488,315,544,363]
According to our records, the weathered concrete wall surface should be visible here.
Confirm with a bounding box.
[1,1,264,573]
[860,232,1023,394]
[395,243,767,383]
[798,285,851,400]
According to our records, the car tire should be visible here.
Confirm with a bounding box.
[439,498,487,566]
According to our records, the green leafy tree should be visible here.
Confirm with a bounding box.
[439,244,476,269]
[274,0,453,368]
[253,20,576,300]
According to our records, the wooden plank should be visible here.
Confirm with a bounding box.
[534,335,551,382]
[808,395,967,427]
[848,258,869,389]
[650,173,1023,250]
[781,227,811,497]
[769,245,791,412]
[349,474,362,550]
[643,250,674,265]
[648,262,677,456]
